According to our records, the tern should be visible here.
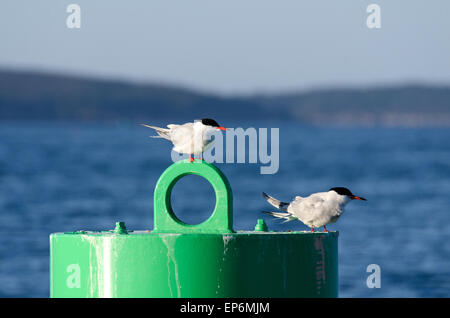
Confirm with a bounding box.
[141,118,227,162]
[262,187,366,232]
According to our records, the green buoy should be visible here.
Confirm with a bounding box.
[50,159,339,297]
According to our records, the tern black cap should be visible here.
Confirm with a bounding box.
[329,187,367,201]
[201,118,220,127]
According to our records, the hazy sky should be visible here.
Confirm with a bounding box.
[1,1,449,94]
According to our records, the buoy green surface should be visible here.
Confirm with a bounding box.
[50,160,339,298]
[153,159,233,234]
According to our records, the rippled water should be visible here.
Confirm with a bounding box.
[1,121,450,297]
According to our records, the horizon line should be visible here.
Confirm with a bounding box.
[1,64,450,98]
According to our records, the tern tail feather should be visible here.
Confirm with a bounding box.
[141,124,171,141]
[262,211,297,223]
[262,192,290,212]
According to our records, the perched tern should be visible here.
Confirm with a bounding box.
[262,187,366,232]
[141,118,227,162]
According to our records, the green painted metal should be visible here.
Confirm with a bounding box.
[153,159,233,234]
[254,218,269,232]
[50,160,339,298]
[50,230,338,298]
[113,221,128,234]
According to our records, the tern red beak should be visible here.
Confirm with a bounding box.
[352,196,367,201]
[217,126,227,131]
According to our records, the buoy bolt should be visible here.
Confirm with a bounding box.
[254,219,268,232]
[114,221,128,234]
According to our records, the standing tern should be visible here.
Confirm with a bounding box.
[262,187,367,232]
[141,118,227,162]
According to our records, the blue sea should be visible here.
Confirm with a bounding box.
[1,121,450,297]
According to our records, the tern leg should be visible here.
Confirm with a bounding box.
[311,227,314,232]
[323,226,328,233]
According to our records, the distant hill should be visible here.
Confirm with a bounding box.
[1,69,450,126]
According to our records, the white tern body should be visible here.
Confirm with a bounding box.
[142,121,218,156]
[263,187,366,231]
